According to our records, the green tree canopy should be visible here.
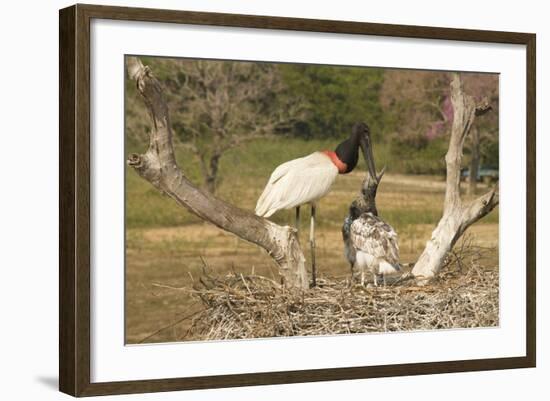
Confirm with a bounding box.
[279,64,385,139]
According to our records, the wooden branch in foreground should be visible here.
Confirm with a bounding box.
[126,57,308,289]
[411,74,499,284]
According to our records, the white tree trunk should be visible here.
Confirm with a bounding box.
[412,74,498,285]
[126,57,308,289]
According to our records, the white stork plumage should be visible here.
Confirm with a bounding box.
[255,151,339,218]
[256,123,377,286]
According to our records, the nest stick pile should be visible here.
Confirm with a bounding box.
[181,244,498,341]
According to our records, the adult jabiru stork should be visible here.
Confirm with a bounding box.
[255,122,377,286]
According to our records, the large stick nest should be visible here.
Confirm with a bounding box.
[179,240,498,341]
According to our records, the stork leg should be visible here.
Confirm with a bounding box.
[310,204,317,287]
[373,274,378,287]
[295,206,300,235]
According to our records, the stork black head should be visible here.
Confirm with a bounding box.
[334,122,377,179]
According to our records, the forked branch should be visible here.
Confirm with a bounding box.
[126,57,308,289]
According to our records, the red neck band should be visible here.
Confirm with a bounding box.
[322,150,348,174]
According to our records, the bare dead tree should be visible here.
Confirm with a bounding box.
[126,57,308,289]
[411,74,499,285]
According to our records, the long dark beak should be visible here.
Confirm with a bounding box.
[360,132,377,183]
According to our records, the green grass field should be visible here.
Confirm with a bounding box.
[125,138,499,344]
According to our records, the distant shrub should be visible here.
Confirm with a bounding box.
[389,134,448,175]
[391,133,430,152]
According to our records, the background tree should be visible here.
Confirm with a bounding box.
[462,73,499,194]
[381,70,451,137]
[380,70,451,174]
[127,58,303,193]
[379,70,498,177]
[280,64,385,140]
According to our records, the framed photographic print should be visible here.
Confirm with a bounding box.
[59,3,536,397]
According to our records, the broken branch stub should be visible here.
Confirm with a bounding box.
[411,74,499,285]
[125,57,308,290]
